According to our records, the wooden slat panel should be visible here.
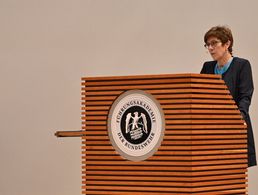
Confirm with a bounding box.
[81,104,238,111]
[83,154,248,161]
[82,152,247,162]
[83,88,230,96]
[82,73,221,81]
[83,174,247,182]
[83,185,193,192]
[82,192,180,195]
[82,134,247,139]
[83,159,247,166]
[83,164,247,171]
[164,109,240,114]
[82,130,246,135]
[82,189,247,195]
[165,115,242,119]
[166,120,244,124]
[165,125,246,129]
[82,190,247,195]
[83,179,247,187]
[82,114,242,121]
[157,150,247,155]
[162,104,237,109]
[194,189,247,195]
[80,74,247,194]
[82,78,225,86]
[83,139,247,145]
[83,144,247,151]
[81,135,247,141]
[82,109,241,116]
[82,183,247,192]
[82,99,236,105]
[82,120,245,125]
[155,94,233,99]
[82,150,247,156]
[81,123,247,129]
[83,83,227,91]
[84,169,247,177]
[83,94,233,101]
[192,184,247,192]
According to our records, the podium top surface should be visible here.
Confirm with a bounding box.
[82,73,221,81]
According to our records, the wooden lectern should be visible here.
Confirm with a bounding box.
[56,73,248,195]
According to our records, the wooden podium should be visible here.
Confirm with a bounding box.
[56,73,248,195]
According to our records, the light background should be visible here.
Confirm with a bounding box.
[0,0,257,194]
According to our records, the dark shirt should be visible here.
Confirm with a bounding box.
[201,57,257,167]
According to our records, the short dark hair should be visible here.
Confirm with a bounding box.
[204,25,234,55]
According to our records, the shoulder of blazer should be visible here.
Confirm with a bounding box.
[203,60,217,73]
[231,57,251,71]
[232,57,250,66]
[204,60,217,65]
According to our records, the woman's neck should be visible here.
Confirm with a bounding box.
[217,52,232,68]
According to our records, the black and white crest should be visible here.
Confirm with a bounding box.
[121,106,151,144]
[108,90,165,161]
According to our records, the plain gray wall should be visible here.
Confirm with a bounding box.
[1,0,257,194]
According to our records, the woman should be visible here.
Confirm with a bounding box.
[200,25,257,167]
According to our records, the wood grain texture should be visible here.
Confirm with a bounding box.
[80,73,248,194]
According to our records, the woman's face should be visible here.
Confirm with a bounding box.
[205,36,230,61]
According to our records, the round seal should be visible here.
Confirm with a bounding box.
[108,90,165,161]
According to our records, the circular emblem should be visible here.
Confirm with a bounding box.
[108,90,165,161]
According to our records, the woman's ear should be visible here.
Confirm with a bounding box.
[225,40,231,48]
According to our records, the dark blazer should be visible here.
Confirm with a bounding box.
[201,57,257,167]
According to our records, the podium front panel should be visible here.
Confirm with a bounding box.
[81,74,247,194]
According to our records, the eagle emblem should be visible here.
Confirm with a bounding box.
[125,112,148,140]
